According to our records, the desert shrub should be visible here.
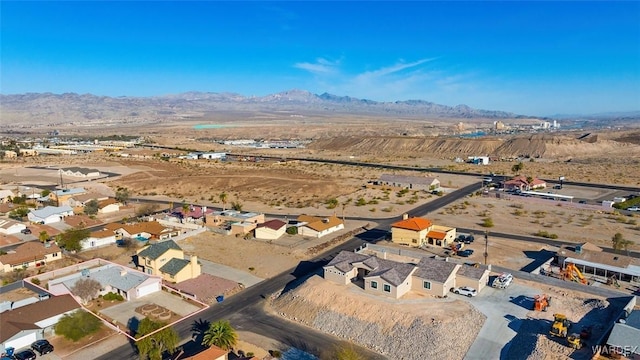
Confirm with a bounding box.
[381,207,393,212]
[481,217,494,228]
[30,278,41,285]
[355,198,367,207]
[286,227,297,235]
[55,310,101,341]
[512,209,525,216]
[534,230,558,239]
[103,292,124,301]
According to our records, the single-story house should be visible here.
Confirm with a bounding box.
[411,257,460,297]
[556,243,640,283]
[503,175,547,191]
[605,310,640,359]
[48,264,162,301]
[169,205,213,223]
[47,188,87,206]
[0,294,80,354]
[68,193,109,208]
[297,215,344,238]
[136,240,201,283]
[59,167,101,178]
[455,264,491,292]
[2,150,17,159]
[0,190,15,203]
[377,174,440,191]
[0,242,62,273]
[206,210,265,227]
[81,230,117,250]
[27,205,74,224]
[105,221,179,241]
[254,219,287,240]
[390,215,456,248]
[179,345,228,360]
[98,199,120,214]
[0,219,27,235]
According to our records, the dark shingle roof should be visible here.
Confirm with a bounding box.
[160,258,190,276]
[326,251,369,273]
[414,257,459,283]
[138,240,182,260]
[326,251,416,286]
[457,264,489,280]
[607,311,640,354]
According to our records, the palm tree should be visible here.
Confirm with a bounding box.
[39,231,49,243]
[219,192,228,211]
[202,320,237,351]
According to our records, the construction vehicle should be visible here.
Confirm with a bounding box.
[606,275,621,288]
[563,263,588,285]
[550,313,571,338]
[533,294,551,311]
[567,333,583,349]
[492,273,513,289]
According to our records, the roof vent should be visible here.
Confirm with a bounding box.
[613,256,619,261]
[575,245,582,254]
[322,218,329,223]
[81,268,90,277]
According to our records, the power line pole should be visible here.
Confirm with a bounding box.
[484,230,489,265]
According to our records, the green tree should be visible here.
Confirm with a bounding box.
[54,310,102,341]
[328,343,365,360]
[8,207,29,221]
[136,318,179,360]
[202,320,238,351]
[115,187,130,205]
[40,189,51,197]
[57,226,90,252]
[182,202,190,214]
[231,201,243,211]
[219,192,228,211]
[84,199,99,215]
[325,198,338,209]
[511,162,524,174]
[612,232,635,254]
[39,231,49,243]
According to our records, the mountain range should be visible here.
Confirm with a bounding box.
[0,89,537,125]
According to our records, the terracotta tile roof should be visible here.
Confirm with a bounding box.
[391,217,432,231]
[181,345,228,359]
[0,234,21,247]
[299,215,343,232]
[90,230,115,238]
[64,215,102,228]
[106,221,168,236]
[257,219,287,231]
[0,242,61,266]
[426,231,447,240]
[0,294,80,342]
[0,203,17,214]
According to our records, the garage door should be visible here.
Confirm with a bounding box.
[136,282,160,298]
[5,331,37,351]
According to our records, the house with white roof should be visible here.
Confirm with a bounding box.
[27,205,74,224]
[81,230,117,250]
[0,219,27,235]
[0,190,15,203]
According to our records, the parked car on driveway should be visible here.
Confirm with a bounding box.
[31,339,54,355]
[20,228,31,234]
[13,349,37,360]
[451,286,477,297]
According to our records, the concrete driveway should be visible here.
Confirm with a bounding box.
[463,282,542,360]
[199,259,263,287]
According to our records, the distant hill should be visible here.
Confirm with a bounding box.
[0,89,536,125]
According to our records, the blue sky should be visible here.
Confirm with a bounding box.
[1,1,639,115]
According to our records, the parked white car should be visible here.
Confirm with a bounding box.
[451,286,477,297]
[627,206,640,212]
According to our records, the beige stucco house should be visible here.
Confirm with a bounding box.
[254,219,287,240]
[136,240,201,283]
[456,265,491,292]
[0,242,62,273]
[391,215,456,248]
[297,214,344,238]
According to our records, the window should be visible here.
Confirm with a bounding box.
[146,259,151,266]
[371,281,378,289]
[412,239,417,244]
[423,281,431,289]
[383,284,391,292]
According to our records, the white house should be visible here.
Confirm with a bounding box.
[0,190,15,203]
[0,219,27,235]
[255,219,287,240]
[0,294,80,354]
[98,199,120,214]
[81,230,117,250]
[59,167,101,178]
[27,206,74,224]
[297,215,344,238]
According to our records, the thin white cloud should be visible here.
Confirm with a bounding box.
[294,58,340,75]
[355,58,437,81]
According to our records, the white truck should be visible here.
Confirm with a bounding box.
[492,273,513,289]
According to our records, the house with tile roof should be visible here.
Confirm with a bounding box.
[105,221,179,241]
[390,214,456,248]
[0,242,62,273]
[135,240,201,283]
[97,198,120,214]
[0,294,80,354]
[297,214,344,238]
[27,205,74,224]
[503,175,546,191]
[324,250,464,298]
[81,230,117,250]
[48,264,162,301]
[0,219,27,235]
[178,344,228,360]
[254,219,287,240]
[377,174,440,191]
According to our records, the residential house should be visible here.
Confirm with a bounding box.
[205,210,265,235]
[105,221,179,241]
[18,149,37,157]
[556,243,640,283]
[68,193,108,208]
[2,150,17,159]
[81,230,117,250]
[136,240,201,283]
[48,264,162,301]
[605,310,640,359]
[47,188,86,206]
[0,219,26,235]
[503,175,547,191]
[0,242,62,272]
[59,167,101,178]
[27,205,74,224]
[0,190,15,203]
[390,215,456,248]
[178,345,228,360]
[455,264,491,292]
[377,174,441,191]
[168,205,213,223]
[98,198,120,214]
[254,219,287,240]
[0,294,80,353]
[411,257,460,297]
[324,250,462,299]
[297,215,344,238]
[0,203,15,216]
